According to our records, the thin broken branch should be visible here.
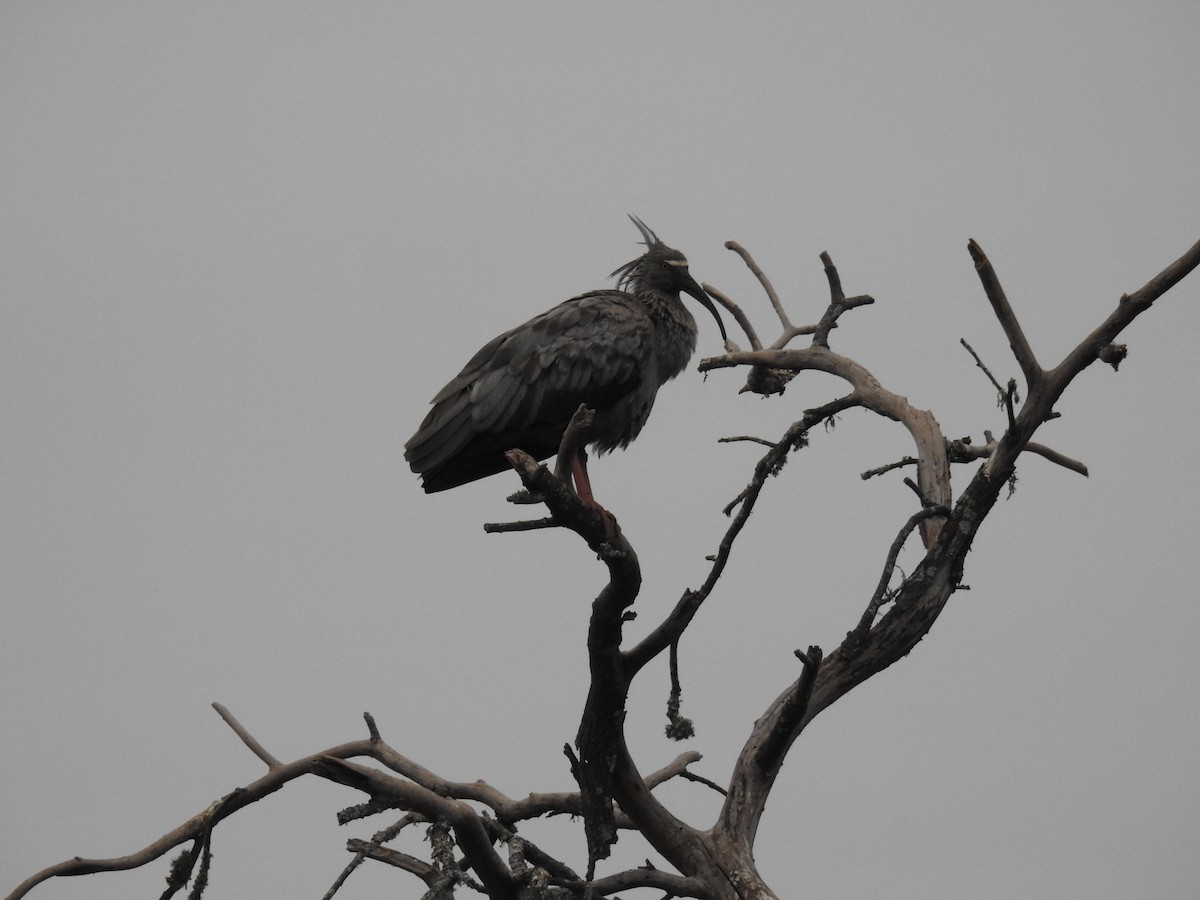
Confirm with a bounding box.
[626,395,858,678]
[212,702,281,769]
[960,338,1007,397]
[752,646,823,773]
[483,516,559,533]
[968,239,1044,390]
[861,456,918,480]
[847,506,953,654]
[724,240,792,335]
[949,438,1089,477]
[703,283,762,351]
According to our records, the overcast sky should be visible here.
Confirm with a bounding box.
[3,3,1199,899]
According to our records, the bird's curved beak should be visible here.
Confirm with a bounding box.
[682,274,728,344]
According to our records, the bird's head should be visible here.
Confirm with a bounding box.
[611,215,728,342]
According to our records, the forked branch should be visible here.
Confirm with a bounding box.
[10,236,1196,900]
[700,236,1198,867]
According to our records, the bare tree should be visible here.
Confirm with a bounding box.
[7,236,1198,900]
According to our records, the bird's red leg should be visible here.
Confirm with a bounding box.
[551,406,619,540]
[570,449,620,540]
[569,449,596,503]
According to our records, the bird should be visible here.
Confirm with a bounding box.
[404,216,727,523]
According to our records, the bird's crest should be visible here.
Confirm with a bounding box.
[609,215,688,292]
[628,214,660,248]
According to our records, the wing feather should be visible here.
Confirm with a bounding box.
[405,291,654,491]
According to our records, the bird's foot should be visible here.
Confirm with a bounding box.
[582,498,622,542]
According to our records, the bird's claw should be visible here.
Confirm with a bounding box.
[582,498,622,542]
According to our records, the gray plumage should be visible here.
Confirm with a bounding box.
[405,217,726,494]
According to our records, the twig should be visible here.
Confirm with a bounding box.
[703,283,762,351]
[212,702,281,769]
[821,250,845,301]
[960,338,1006,395]
[554,868,712,899]
[846,506,952,654]
[483,517,559,533]
[753,646,823,772]
[725,240,792,333]
[718,435,778,448]
[812,252,876,348]
[861,456,918,480]
[363,712,381,743]
[968,240,1044,390]
[902,477,925,502]
[1024,442,1088,476]
[665,638,694,740]
[677,769,728,797]
[324,815,423,899]
[1003,378,1019,430]
[698,340,950,546]
[5,735,392,900]
[159,838,204,900]
[948,438,1089,477]
[626,395,858,677]
[485,818,582,884]
[342,841,436,883]
[1120,237,1200,310]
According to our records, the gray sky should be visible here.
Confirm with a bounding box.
[3,3,1198,898]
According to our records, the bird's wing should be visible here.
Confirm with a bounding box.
[405,291,653,490]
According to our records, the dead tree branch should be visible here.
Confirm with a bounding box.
[968,239,1043,391]
[10,236,1196,900]
[695,237,1198,873]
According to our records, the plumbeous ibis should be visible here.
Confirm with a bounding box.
[404,216,726,514]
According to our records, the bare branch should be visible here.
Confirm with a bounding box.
[677,768,728,797]
[665,637,695,740]
[7,736,384,900]
[861,456,918,480]
[325,815,424,898]
[700,345,951,546]
[703,283,762,351]
[1023,442,1089,476]
[846,506,952,654]
[718,435,778,448]
[821,250,845,301]
[949,438,1089,478]
[15,237,1196,900]
[699,240,1198,886]
[498,828,581,885]
[363,712,381,743]
[483,516,559,533]
[8,709,710,900]
[725,240,792,334]
[1123,237,1200,307]
[499,445,703,877]
[212,702,281,769]
[312,758,515,898]
[572,867,714,899]
[751,646,823,774]
[983,237,1200,481]
[960,338,1006,396]
[626,395,858,677]
[811,252,876,348]
[968,239,1044,390]
[342,840,436,882]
